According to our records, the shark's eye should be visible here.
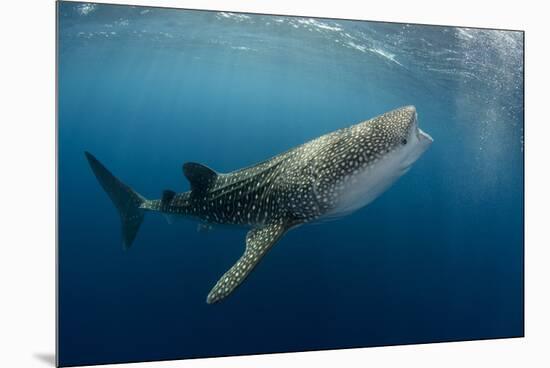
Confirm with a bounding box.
[401,138,407,145]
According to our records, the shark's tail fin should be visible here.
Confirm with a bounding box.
[85,151,147,249]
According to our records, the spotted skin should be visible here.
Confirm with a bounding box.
[206,220,290,304]
[85,106,433,304]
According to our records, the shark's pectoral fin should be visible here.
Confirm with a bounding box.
[206,220,290,304]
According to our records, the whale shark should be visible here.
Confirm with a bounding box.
[85,105,433,304]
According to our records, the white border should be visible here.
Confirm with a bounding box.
[2,0,549,367]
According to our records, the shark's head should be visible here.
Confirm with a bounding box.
[315,105,433,219]
[367,105,433,173]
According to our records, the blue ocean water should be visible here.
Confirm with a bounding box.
[57,2,524,366]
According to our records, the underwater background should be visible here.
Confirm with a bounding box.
[57,2,524,366]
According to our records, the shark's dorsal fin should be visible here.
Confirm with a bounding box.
[206,220,291,304]
[183,162,218,193]
[161,189,175,204]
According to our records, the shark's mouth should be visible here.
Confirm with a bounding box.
[418,128,434,143]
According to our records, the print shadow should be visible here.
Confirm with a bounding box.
[33,353,55,366]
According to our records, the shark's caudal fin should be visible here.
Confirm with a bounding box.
[85,152,147,249]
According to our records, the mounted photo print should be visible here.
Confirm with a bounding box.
[56,1,524,366]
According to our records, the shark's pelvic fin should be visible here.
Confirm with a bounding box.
[206,220,290,304]
[163,214,175,225]
[161,191,176,225]
[197,223,214,233]
[182,162,218,194]
[85,152,147,249]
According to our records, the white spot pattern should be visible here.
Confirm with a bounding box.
[206,220,288,304]
[100,106,422,303]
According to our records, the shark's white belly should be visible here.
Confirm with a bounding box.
[322,150,408,219]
